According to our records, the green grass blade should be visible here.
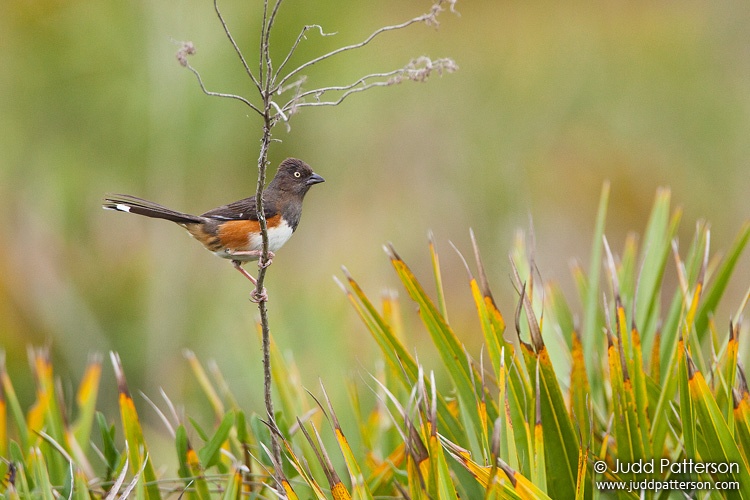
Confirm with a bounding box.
[198,410,234,469]
[606,331,634,472]
[9,440,29,495]
[429,232,450,322]
[467,230,508,377]
[174,424,191,479]
[498,459,554,500]
[546,283,575,352]
[338,271,465,443]
[72,469,91,500]
[96,412,122,483]
[110,352,161,499]
[569,332,591,448]
[719,324,740,423]
[733,388,750,467]
[337,271,418,386]
[678,341,697,462]
[30,349,67,485]
[635,189,679,346]
[469,270,503,382]
[277,434,328,500]
[266,324,307,421]
[428,432,459,500]
[514,272,578,497]
[317,382,375,500]
[617,233,638,306]
[72,355,102,453]
[183,350,224,420]
[582,182,609,400]
[221,468,243,500]
[386,244,491,442]
[174,424,210,500]
[650,350,679,457]
[694,222,750,341]
[531,365,546,493]
[0,366,6,462]
[688,356,750,498]
[29,447,55,500]
[629,327,653,459]
[536,346,578,497]
[1,354,28,451]
[657,223,706,380]
[574,447,590,500]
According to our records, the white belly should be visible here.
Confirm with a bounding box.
[250,220,294,252]
[213,219,295,261]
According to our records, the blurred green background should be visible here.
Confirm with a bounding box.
[2,0,750,462]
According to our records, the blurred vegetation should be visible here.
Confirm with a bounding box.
[3,191,750,498]
[2,0,750,477]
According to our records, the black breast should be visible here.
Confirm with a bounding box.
[281,202,302,231]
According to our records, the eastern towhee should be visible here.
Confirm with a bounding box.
[103,158,324,300]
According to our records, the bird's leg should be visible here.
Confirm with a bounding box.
[232,260,257,284]
[232,260,268,302]
[226,250,275,269]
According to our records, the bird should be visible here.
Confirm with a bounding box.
[103,158,324,301]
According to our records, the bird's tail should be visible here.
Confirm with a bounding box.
[103,194,204,224]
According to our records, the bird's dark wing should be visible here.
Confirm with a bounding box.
[200,195,279,221]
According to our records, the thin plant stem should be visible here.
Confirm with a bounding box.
[275,12,432,92]
[278,57,457,118]
[254,0,283,474]
[274,25,334,83]
[184,62,263,116]
[254,118,282,468]
[213,0,262,92]
[263,0,284,89]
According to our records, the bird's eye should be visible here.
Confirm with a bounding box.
[293,171,301,178]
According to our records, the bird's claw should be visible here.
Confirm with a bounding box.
[258,251,275,269]
[250,287,269,303]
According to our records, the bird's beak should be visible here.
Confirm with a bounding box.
[306,173,325,186]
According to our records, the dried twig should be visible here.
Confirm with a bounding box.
[274,1,456,91]
[280,57,458,117]
[213,0,261,92]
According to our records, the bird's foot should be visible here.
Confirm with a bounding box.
[258,251,275,269]
[250,287,269,303]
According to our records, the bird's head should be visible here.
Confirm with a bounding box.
[269,158,325,197]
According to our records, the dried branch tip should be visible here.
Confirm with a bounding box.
[425,0,460,27]
[176,41,197,67]
[391,57,458,84]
